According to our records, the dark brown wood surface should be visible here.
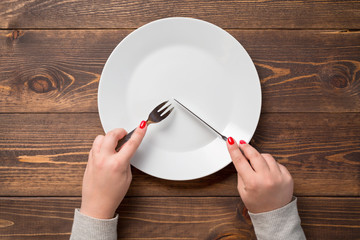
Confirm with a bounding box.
[0,197,359,240]
[0,0,359,239]
[0,113,359,197]
[1,30,360,113]
[1,0,359,29]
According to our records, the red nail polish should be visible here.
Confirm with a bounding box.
[139,120,146,129]
[240,140,246,144]
[228,137,234,145]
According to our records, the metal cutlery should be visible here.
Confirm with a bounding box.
[174,99,228,141]
[115,100,174,151]
[174,98,252,220]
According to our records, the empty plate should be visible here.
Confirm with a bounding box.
[98,17,261,180]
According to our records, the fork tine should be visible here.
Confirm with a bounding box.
[160,107,174,119]
[116,100,172,150]
[153,100,169,112]
[158,103,172,115]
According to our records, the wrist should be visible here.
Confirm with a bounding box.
[80,204,115,219]
[247,196,295,214]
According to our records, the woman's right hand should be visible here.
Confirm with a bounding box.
[226,138,294,213]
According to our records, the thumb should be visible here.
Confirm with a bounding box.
[116,120,147,163]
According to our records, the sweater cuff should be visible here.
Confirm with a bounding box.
[70,209,118,240]
[248,197,306,240]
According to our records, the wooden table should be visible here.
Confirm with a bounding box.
[0,1,359,239]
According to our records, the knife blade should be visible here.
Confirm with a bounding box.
[174,99,228,142]
[174,99,253,171]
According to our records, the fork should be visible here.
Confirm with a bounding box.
[115,100,174,151]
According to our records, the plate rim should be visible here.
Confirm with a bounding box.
[97,17,262,181]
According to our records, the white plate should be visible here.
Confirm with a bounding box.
[98,17,261,180]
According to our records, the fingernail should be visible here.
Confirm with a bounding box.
[227,137,234,145]
[139,120,146,129]
[240,140,246,144]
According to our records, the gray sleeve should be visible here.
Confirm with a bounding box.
[249,197,306,240]
[70,209,118,240]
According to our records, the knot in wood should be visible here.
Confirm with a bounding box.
[28,76,56,93]
[330,74,348,89]
[0,219,15,228]
[322,62,355,90]
[7,30,24,41]
[236,203,252,225]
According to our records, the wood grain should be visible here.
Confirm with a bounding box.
[1,1,359,239]
[1,30,359,113]
[1,0,359,29]
[0,197,359,239]
[0,112,358,197]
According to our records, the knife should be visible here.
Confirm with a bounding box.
[174,98,250,155]
[174,98,228,142]
[174,98,252,220]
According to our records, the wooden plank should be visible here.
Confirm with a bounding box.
[0,0,359,29]
[0,112,359,197]
[1,30,359,113]
[0,30,130,113]
[0,197,359,239]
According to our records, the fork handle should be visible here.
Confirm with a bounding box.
[115,128,135,151]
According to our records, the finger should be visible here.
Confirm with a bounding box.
[278,163,291,177]
[89,135,104,161]
[101,128,127,155]
[278,163,294,191]
[92,135,105,154]
[116,121,147,163]
[262,153,281,173]
[238,140,270,172]
[236,173,246,199]
[237,173,245,191]
[227,137,254,181]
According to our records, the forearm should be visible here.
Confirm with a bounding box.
[70,209,118,240]
[249,197,306,240]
